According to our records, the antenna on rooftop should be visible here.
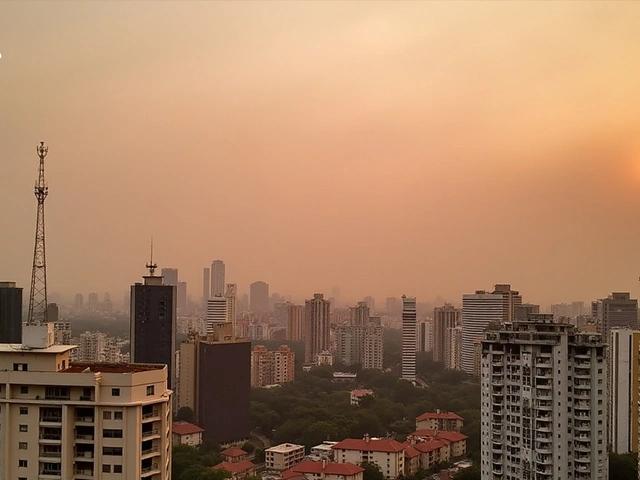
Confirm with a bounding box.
[146,237,157,276]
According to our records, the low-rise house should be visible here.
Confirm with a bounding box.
[265,443,306,471]
[310,441,339,460]
[221,447,249,463]
[282,459,364,480]
[409,430,467,459]
[415,410,464,432]
[332,435,405,479]
[172,421,204,446]
[403,444,421,475]
[213,459,256,480]
[350,389,374,406]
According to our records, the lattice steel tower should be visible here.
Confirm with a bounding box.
[27,141,50,325]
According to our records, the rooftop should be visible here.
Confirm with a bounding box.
[0,343,75,354]
[283,460,364,478]
[410,429,468,443]
[266,443,305,453]
[221,447,248,458]
[172,421,205,436]
[332,438,405,453]
[416,411,463,422]
[62,362,165,374]
[213,460,255,474]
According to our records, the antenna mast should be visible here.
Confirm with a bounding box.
[27,142,50,325]
[146,237,157,276]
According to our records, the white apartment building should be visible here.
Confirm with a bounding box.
[265,443,306,471]
[481,314,607,480]
[445,326,462,370]
[76,331,124,363]
[332,436,405,479]
[53,322,72,345]
[0,325,172,480]
[401,296,417,382]
[206,296,227,334]
[608,328,640,453]
[226,284,238,328]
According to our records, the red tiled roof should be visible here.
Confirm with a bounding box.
[415,412,463,422]
[282,472,306,480]
[284,460,364,477]
[412,439,449,453]
[411,430,468,443]
[350,389,373,397]
[213,459,255,474]
[221,447,248,458]
[403,444,421,458]
[332,438,405,453]
[172,421,205,435]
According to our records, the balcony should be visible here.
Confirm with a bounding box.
[142,429,160,439]
[75,416,95,424]
[75,433,94,442]
[39,469,62,479]
[141,463,160,476]
[74,450,95,461]
[142,410,160,422]
[73,468,94,479]
[142,446,160,458]
[39,433,62,444]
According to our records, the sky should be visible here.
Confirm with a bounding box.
[1,1,640,307]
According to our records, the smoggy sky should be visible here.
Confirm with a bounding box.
[1,1,640,307]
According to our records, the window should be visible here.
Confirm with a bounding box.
[102,465,111,473]
[111,388,120,397]
[114,411,123,420]
[18,442,27,450]
[19,425,28,432]
[103,447,123,456]
[103,411,112,420]
[146,385,155,396]
[19,407,28,415]
[13,363,28,371]
[19,460,27,467]
[20,386,28,394]
[103,429,123,438]
[114,465,123,473]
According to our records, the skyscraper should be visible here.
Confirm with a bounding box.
[608,328,640,453]
[401,296,417,382]
[433,304,460,363]
[334,303,383,370]
[202,267,210,308]
[481,314,607,480]
[0,282,22,343]
[161,267,178,286]
[250,281,270,313]
[130,267,177,388]
[206,296,227,334]
[226,283,238,327]
[177,281,187,310]
[211,260,225,297]
[417,319,433,352]
[461,284,522,375]
[304,294,331,364]
[592,292,638,340]
[251,344,295,387]
[74,293,84,309]
[287,304,305,341]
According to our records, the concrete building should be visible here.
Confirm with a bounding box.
[160,268,178,287]
[287,304,305,341]
[444,325,463,370]
[53,321,72,345]
[76,331,124,363]
[47,303,59,323]
[177,282,187,310]
[334,303,383,370]
[349,389,373,406]
[0,281,22,343]
[251,344,295,387]
[608,328,640,453]
[265,443,306,471]
[304,294,331,364]
[401,296,417,382]
[211,260,226,298]
[592,292,638,340]
[461,284,522,375]
[282,460,364,480]
[74,293,84,309]
[433,304,460,363]
[206,296,228,333]
[250,281,269,313]
[130,272,176,389]
[417,319,433,353]
[0,325,172,480]
[415,410,464,432]
[202,268,210,308]
[172,421,204,446]
[332,436,405,480]
[481,314,607,480]
[226,284,238,328]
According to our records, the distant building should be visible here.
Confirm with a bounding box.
[74,293,84,309]
[251,344,295,387]
[161,267,178,287]
[282,460,364,480]
[287,304,306,341]
[349,389,373,406]
[401,296,417,382]
[172,421,204,446]
[53,321,72,345]
[334,302,383,370]
[213,459,255,480]
[310,441,339,460]
[444,326,462,370]
[226,283,238,328]
[265,443,306,471]
[211,260,226,297]
[592,292,638,340]
[203,267,210,307]
[415,410,464,432]
[250,281,270,313]
[305,294,331,364]
[87,292,99,310]
[332,436,405,479]
[0,281,22,343]
[177,281,187,310]
[207,296,228,333]
[46,302,59,323]
[433,304,460,363]
[417,319,433,353]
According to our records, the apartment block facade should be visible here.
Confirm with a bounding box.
[251,345,295,387]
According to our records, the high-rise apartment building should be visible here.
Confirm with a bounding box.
[385,297,400,315]
[177,281,187,310]
[608,328,640,453]
[433,304,460,363]
[514,303,540,321]
[304,294,331,364]
[88,292,99,311]
[0,326,172,480]
[74,293,84,309]
[363,296,375,312]
[251,344,295,387]
[161,268,178,287]
[592,292,638,340]
[76,331,125,363]
[287,304,305,341]
[178,328,250,445]
[130,271,176,389]
[401,296,417,382]
[202,267,210,307]
[417,319,433,352]
[445,326,462,370]
[250,281,270,313]
[206,296,227,334]
[0,282,22,343]
[481,314,607,480]
[334,303,384,370]
[461,284,522,375]
[53,321,72,345]
[211,260,225,297]
[225,284,237,327]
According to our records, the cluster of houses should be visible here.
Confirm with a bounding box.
[172,410,468,480]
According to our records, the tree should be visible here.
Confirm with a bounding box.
[452,466,480,480]
[254,448,265,463]
[609,452,637,480]
[361,462,385,480]
[175,406,196,423]
[241,442,256,454]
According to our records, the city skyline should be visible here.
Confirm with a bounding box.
[2,2,640,305]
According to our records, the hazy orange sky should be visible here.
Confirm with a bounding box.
[1,1,640,307]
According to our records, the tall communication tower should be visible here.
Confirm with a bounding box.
[27,141,50,325]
